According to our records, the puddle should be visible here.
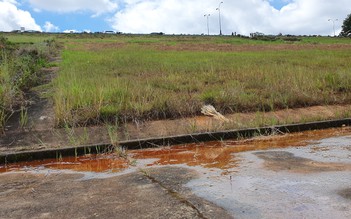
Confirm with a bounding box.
[0,154,130,173]
[1,127,351,174]
[130,127,351,173]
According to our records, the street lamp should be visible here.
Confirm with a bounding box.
[216,2,223,35]
[328,18,338,37]
[204,14,210,35]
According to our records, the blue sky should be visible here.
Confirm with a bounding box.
[270,0,290,9]
[16,0,117,32]
[1,0,349,35]
[30,10,113,32]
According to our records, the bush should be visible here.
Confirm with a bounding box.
[281,37,301,42]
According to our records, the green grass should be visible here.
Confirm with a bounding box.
[3,33,57,43]
[0,34,59,131]
[52,35,351,126]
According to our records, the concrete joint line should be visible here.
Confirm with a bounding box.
[140,169,207,219]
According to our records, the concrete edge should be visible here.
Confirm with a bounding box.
[1,118,350,164]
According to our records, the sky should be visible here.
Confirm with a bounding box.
[0,0,349,36]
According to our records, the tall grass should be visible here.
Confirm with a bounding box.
[53,35,351,126]
[0,41,17,131]
[0,34,60,131]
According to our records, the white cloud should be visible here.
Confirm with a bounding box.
[28,0,118,15]
[270,0,346,35]
[63,29,79,33]
[3,0,18,4]
[0,0,41,31]
[43,21,59,32]
[111,0,217,34]
[110,0,350,35]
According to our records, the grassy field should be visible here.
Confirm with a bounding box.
[3,33,351,128]
[53,34,351,126]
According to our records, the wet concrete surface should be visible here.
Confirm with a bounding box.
[0,127,350,218]
[0,167,232,219]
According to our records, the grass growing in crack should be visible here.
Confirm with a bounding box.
[64,123,89,146]
[186,120,199,134]
[105,121,128,158]
[107,123,119,146]
[0,109,7,134]
[56,152,63,162]
[114,146,128,159]
[19,106,28,129]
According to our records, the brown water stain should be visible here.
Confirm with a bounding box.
[1,127,350,174]
[338,188,351,200]
[0,154,129,173]
[131,127,351,171]
[254,151,351,173]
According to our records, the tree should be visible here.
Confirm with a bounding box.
[340,13,351,36]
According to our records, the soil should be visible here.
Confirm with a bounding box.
[75,40,351,53]
[152,42,351,52]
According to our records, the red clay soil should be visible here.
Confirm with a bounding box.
[69,40,351,53]
[147,43,351,52]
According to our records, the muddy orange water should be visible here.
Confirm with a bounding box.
[1,127,351,173]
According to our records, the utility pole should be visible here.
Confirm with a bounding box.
[204,14,210,35]
[328,18,338,37]
[216,2,223,35]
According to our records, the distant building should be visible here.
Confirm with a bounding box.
[150,32,164,35]
[25,30,41,33]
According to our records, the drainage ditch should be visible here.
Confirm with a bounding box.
[0,118,350,165]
